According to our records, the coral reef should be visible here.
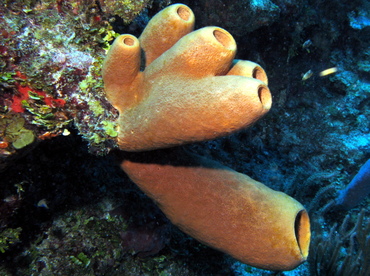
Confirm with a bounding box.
[309,209,370,276]
[0,0,114,166]
[0,134,236,275]
[98,0,153,24]
[0,0,370,275]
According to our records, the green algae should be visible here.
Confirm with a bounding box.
[70,252,91,268]
[0,227,22,253]
[88,100,105,116]
[102,121,118,137]
[99,0,153,24]
[12,129,35,149]
[1,116,35,149]
[0,71,16,83]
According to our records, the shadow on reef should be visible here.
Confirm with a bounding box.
[0,128,237,275]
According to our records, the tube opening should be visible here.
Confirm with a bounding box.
[253,67,268,85]
[257,86,272,110]
[294,210,311,259]
[213,29,233,50]
[177,6,191,21]
[123,37,135,46]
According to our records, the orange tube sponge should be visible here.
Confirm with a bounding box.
[139,3,195,66]
[120,149,310,271]
[102,4,272,151]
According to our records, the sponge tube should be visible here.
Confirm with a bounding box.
[120,150,311,270]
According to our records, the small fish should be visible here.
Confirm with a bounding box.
[62,129,70,136]
[302,39,312,48]
[37,199,49,209]
[319,67,338,77]
[302,70,313,81]
[302,40,313,53]
[4,195,18,203]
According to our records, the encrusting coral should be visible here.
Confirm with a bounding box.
[102,3,272,152]
[103,3,310,271]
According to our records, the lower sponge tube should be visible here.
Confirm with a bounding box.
[119,149,310,271]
